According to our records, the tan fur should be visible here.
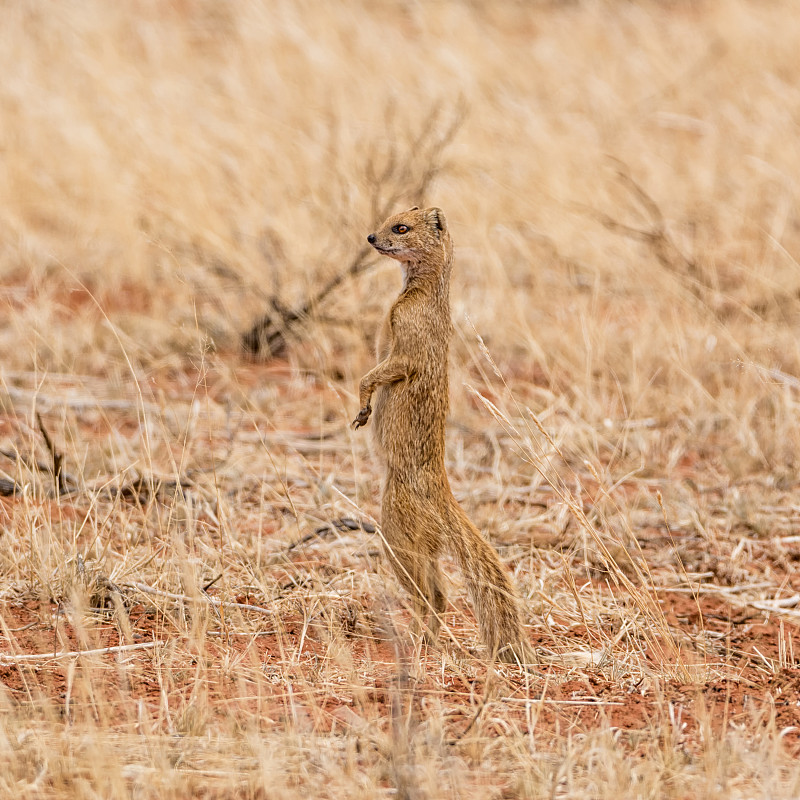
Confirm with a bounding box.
[353,207,534,665]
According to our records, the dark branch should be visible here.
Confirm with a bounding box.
[35,413,72,496]
[241,99,467,358]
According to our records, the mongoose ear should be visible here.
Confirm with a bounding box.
[425,207,447,233]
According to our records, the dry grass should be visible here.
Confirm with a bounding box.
[2,1,800,797]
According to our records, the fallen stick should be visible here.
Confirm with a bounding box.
[130,582,275,618]
[0,640,162,663]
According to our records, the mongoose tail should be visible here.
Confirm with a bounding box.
[445,501,536,665]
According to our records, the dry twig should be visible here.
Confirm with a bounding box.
[241,100,467,357]
[35,412,73,495]
[0,640,163,663]
[580,161,701,286]
[130,582,276,618]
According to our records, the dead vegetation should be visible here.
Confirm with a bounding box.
[2,1,800,798]
[241,101,466,358]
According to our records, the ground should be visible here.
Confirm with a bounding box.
[2,355,800,797]
[5,590,800,748]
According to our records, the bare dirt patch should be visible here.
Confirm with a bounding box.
[3,586,800,755]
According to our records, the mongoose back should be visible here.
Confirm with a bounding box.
[353,206,533,665]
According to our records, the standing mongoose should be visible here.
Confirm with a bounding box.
[353,206,534,665]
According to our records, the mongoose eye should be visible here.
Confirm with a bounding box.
[392,224,409,234]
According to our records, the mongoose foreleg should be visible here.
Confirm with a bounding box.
[352,355,415,429]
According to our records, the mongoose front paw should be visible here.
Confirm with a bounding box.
[352,405,372,429]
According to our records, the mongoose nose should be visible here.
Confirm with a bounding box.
[367,234,376,244]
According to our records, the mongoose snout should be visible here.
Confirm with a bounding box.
[353,206,535,666]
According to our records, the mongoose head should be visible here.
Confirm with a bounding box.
[367,207,450,267]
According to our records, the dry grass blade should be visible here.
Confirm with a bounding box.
[579,161,701,284]
[468,382,686,679]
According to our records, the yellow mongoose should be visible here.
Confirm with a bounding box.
[353,206,533,664]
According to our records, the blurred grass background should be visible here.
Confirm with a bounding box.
[3,0,800,474]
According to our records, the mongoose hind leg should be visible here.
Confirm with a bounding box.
[381,483,445,644]
[383,539,440,644]
[424,561,447,643]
